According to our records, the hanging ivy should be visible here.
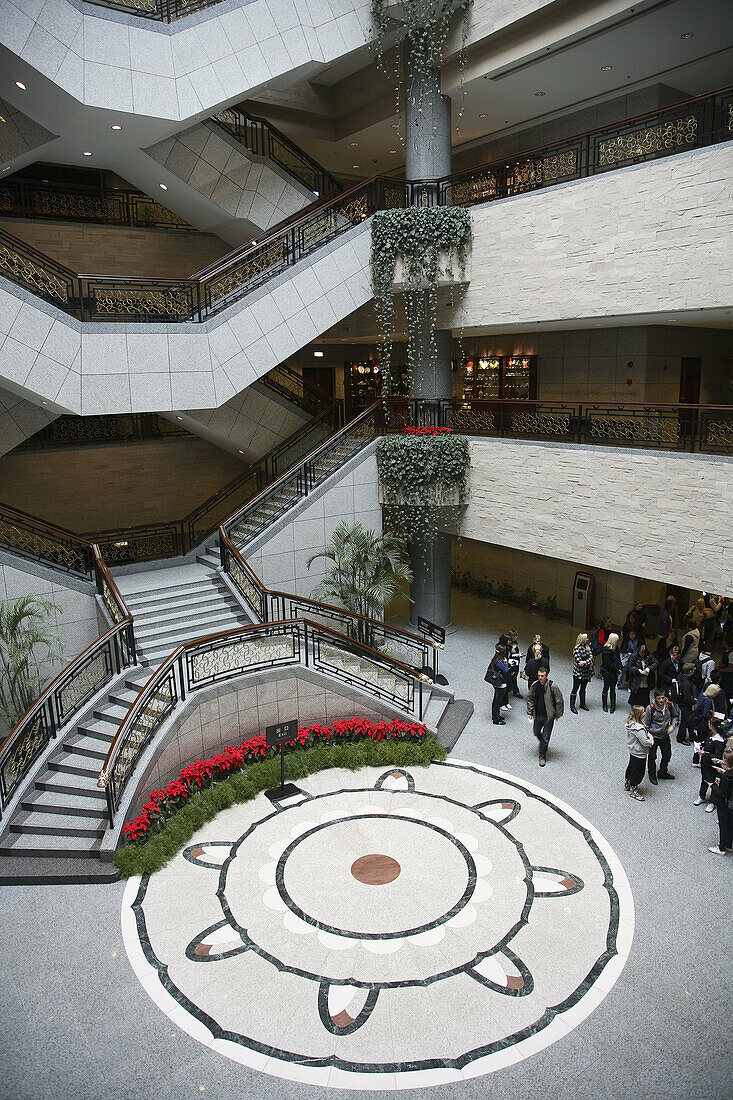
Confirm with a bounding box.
[371,205,471,391]
[376,428,470,549]
[371,0,474,131]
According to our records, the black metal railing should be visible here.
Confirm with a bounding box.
[383,398,733,455]
[0,177,193,231]
[17,412,190,451]
[87,402,345,565]
[1,85,730,324]
[83,0,225,21]
[98,616,428,825]
[213,105,341,198]
[259,364,333,417]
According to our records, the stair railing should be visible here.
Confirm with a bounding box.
[2,84,731,323]
[212,105,342,198]
[259,364,334,417]
[97,616,430,825]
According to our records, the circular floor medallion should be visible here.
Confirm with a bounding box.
[122,759,634,1090]
[351,853,401,884]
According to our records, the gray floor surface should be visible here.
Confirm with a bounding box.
[1,590,730,1100]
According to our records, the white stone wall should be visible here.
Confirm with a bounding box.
[0,382,57,456]
[180,380,309,462]
[462,438,733,594]
[246,443,381,598]
[147,122,312,233]
[448,144,733,331]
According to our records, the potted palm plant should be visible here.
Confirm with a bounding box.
[0,595,63,732]
[498,581,514,605]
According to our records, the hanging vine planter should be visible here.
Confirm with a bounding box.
[376,427,470,548]
[372,206,471,391]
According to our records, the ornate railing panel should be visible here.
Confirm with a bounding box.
[220,534,268,622]
[84,0,225,20]
[0,178,193,231]
[0,503,94,578]
[2,86,730,323]
[213,106,341,198]
[260,364,333,417]
[98,616,427,824]
[19,412,189,451]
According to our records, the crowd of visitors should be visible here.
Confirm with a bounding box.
[485,592,733,855]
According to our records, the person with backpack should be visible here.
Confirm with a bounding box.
[708,748,733,855]
[600,632,622,712]
[643,690,679,784]
[672,662,696,744]
[526,666,564,767]
[486,644,509,726]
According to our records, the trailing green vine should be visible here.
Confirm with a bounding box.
[372,206,471,391]
[377,427,470,548]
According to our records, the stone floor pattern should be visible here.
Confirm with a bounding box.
[122,759,633,1090]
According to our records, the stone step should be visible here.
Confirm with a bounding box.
[35,768,106,801]
[10,810,106,839]
[0,853,118,885]
[49,757,100,780]
[124,582,228,614]
[133,597,243,639]
[122,579,211,608]
[139,618,250,664]
[423,693,450,729]
[0,833,101,859]
[22,788,108,819]
[91,702,130,725]
[63,732,114,762]
[75,718,118,742]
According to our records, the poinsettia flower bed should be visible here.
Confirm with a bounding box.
[403,426,453,435]
[122,716,429,845]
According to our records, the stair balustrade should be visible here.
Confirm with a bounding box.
[97,616,430,826]
[1,85,730,323]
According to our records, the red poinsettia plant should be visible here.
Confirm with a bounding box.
[122,716,427,843]
[403,426,453,435]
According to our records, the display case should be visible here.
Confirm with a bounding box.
[458,355,536,400]
[346,360,382,416]
[503,355,536,400]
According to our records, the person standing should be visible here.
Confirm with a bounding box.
[624,705,654,801]
[708,748,733,855]
[600,633,622,712]
[627,645,658,708]
[643,690,679,784]
[673,662,696,744]
[570,633,594,713]
[524,642,549,688]
[526,666,564,766]
[487,644,509,726]
[525,634,550,666]
[695,717,727,811]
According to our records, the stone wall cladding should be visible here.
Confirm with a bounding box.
[246,443,381,598]
[464,438,733,593]
[0,382,57,456]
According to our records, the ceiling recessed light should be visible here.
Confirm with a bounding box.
[601,65,613,71]
[313,350,324,358]
[176,416,183,421]
[2,166,10,172]
[389,149,398,154]
[352,164,360,168]
[111,123,122,131]
[349,141,358,147]
[42,400,48,405]
[479,113,488,118]
[82,150,92,156]
[159,182,167,190]
[680,32,694,39]
[15,81,26,90]
[238,449,245,454]
[534,91,545,97]
[391,123,399,129]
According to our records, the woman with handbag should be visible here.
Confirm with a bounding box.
[570,633,594,714]
[486,644,509,726]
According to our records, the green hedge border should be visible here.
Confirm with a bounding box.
[114,736,446,878]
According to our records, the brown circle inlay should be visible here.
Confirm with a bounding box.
[351,853,401,885]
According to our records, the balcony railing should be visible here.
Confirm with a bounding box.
[17,412,190,451]
[0,177,193,231]
[1,85,728,324]
[83,0,225,22]
[213,105,341,198]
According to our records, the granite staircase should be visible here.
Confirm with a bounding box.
[115,560,252,666]
[0,666,150,883]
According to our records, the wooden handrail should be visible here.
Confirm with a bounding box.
[0,500,93,548]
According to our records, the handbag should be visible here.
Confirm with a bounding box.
[484,665,502,688]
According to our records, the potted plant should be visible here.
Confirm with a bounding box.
[519,586,538,612]
[459,570,472,592]
[544,594,558,620]
[477,576,493,599]
[498,581,514,605]
[450,567,461,588]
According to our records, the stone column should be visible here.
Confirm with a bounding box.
[404,37,453,629]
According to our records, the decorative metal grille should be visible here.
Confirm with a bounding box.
[597,115,698,167]
[58,649,110,722]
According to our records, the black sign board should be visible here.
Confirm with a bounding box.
[266,719,298,748]
[417,616,446,646]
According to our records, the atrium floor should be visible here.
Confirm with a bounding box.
[0,592,729,1099]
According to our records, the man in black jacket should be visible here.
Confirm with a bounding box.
[658,645,684,696]
[672,663,696,744]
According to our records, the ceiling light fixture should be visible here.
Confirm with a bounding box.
[391,123,399,129]
[680,32,693,39]
[111,123,122,130]
[352,164,360,168]
[15,81,26,90]
[176,416,183,421]
[534,91,545,97]
[82,150,92,156]
[159,182,167,189]
[479,113,488,118]
[389,149,398,154]
[313,350,324,358]
[601,65,613,71]
[349,141,358,147]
